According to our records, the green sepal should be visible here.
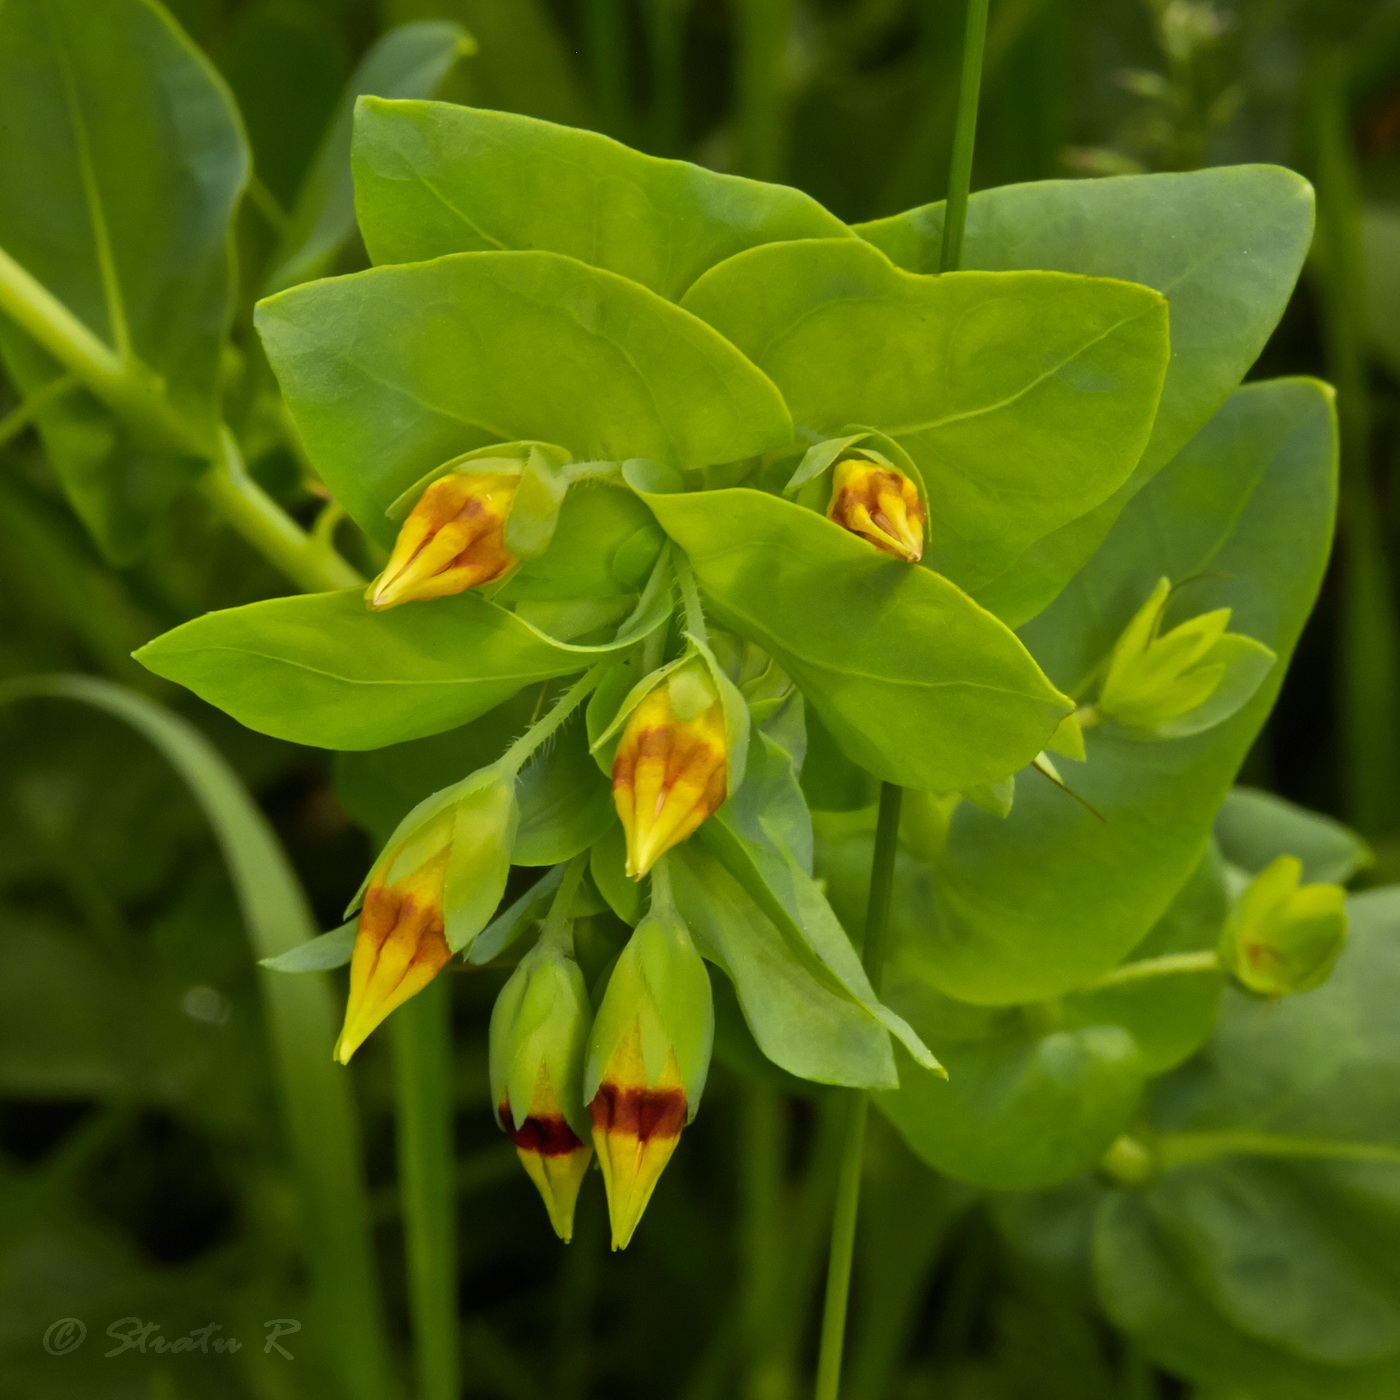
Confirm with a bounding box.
[489,933,593,1141]
[582,897,714,1119]
[961,776,1015,819]
[1218,854,1349,997]
[260,920,358,973]
[1097,577,1278,738]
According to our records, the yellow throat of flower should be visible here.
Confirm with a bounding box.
[334,847,452,1063]
[366,471,519,610]
[612,665,727,879]
[827,458,926,563]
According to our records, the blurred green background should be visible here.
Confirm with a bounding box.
[2,1,1399,1396]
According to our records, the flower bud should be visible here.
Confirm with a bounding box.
[366,471,518,610]
[827,457,925,562]
[612,659,728,879]
[335,769,518,1063]
[584,902,713,1250]
[1096,578,1275,738]
[1218,854,1348,998]
[489,939,593,1242]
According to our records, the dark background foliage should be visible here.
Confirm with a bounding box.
[2,1,1398,1396]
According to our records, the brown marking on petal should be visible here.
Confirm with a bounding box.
[589,1082,687,1144]
[499,1099,588,1157]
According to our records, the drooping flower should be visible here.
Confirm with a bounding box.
[585,888,713,1250]
[827,457,925,562]
[490,930,593,1241]
[612,659,728,879]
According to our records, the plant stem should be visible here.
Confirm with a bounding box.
[500,667,604,773]
[391,978,460,1400]
[1157,1129,1400,1170]
[0,238,362,595]
[1308,46,1400,836]
[740,1079,786,1400]
[814,782,903,1400]
[1086,949,1220,990]
[939,0,992,275]
[583,0,632,141]
[644,0,688,156]
[735,0,794,181]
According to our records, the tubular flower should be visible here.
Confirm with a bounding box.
[612,661,727,879]
[490,930,594,1242]
[585,897,713,1250]
[827,457,925,562]
[366,471,518,610]
[499,1074,593,1243]
[335,833,452,1064]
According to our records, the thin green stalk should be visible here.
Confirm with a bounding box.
[1309,47,1400,836]
[0,238,361,596]
[1086,950,1220,990]
[392,978,460,1400]
[1157,1130,1400,1170]
[0,373,76,450]
[940,0,992,274]
[644,0,688,156]
[583,0,632,141]
[740,1080,787,1400]
[735,0,794,181]
[814,782,903,1400]
[500,667,604,773]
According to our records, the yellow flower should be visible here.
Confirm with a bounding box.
[334,841,452,1064]
[612,661,727,879]
[366,471,518,610]
[588,1024,688,1251]
[827,457,925,562]
[499,1069,593,1243]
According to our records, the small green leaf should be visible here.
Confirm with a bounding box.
[1216,787,1372,886]
[352,98,851,300]
[261,921,358,972]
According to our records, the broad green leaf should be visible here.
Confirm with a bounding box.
[1094,889,1400,1395]
[889,378,1336,1005]
[0,675,392,1400]
[352,98,851,300]
[1216,786,1372,886]
[875,977,1144,1189]
[630,470,1072,793]
[256,251,792,544]
[669,840,898,1090]
[265,22,472,293]
[512,716,614,867]
[856,167,1314,623]
[679,238,1170,596]
[134,580,666,749]
[0,0,247,561]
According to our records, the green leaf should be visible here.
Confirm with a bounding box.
[261,921,357,972]
[857,167,1315,623]
[669,839,898,1090]
[1094,889,1400,1395]
[629,469,1072,793]
[134,580,666,749]
[892,378,1337,1004]
[265,22,472,293]
[1216,786,1372,886]
[0,674,392,1400]
[678,237,1170,597]
[512,715,614,867]
[0,0,247,561]
[256,250,792,545]
[352,98,851,301]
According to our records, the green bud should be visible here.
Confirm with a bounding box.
[1218,854,1348,997]
[1097,577,1276,738]
[489,934,593,1242]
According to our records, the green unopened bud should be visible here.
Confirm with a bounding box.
[584,879,713,1250]
[490,936,593,1242]
[1097,578,1275,739]
[1218,854,1348,997]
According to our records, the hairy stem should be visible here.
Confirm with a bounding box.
[500,667,604,774]
[814,783,903,1400]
